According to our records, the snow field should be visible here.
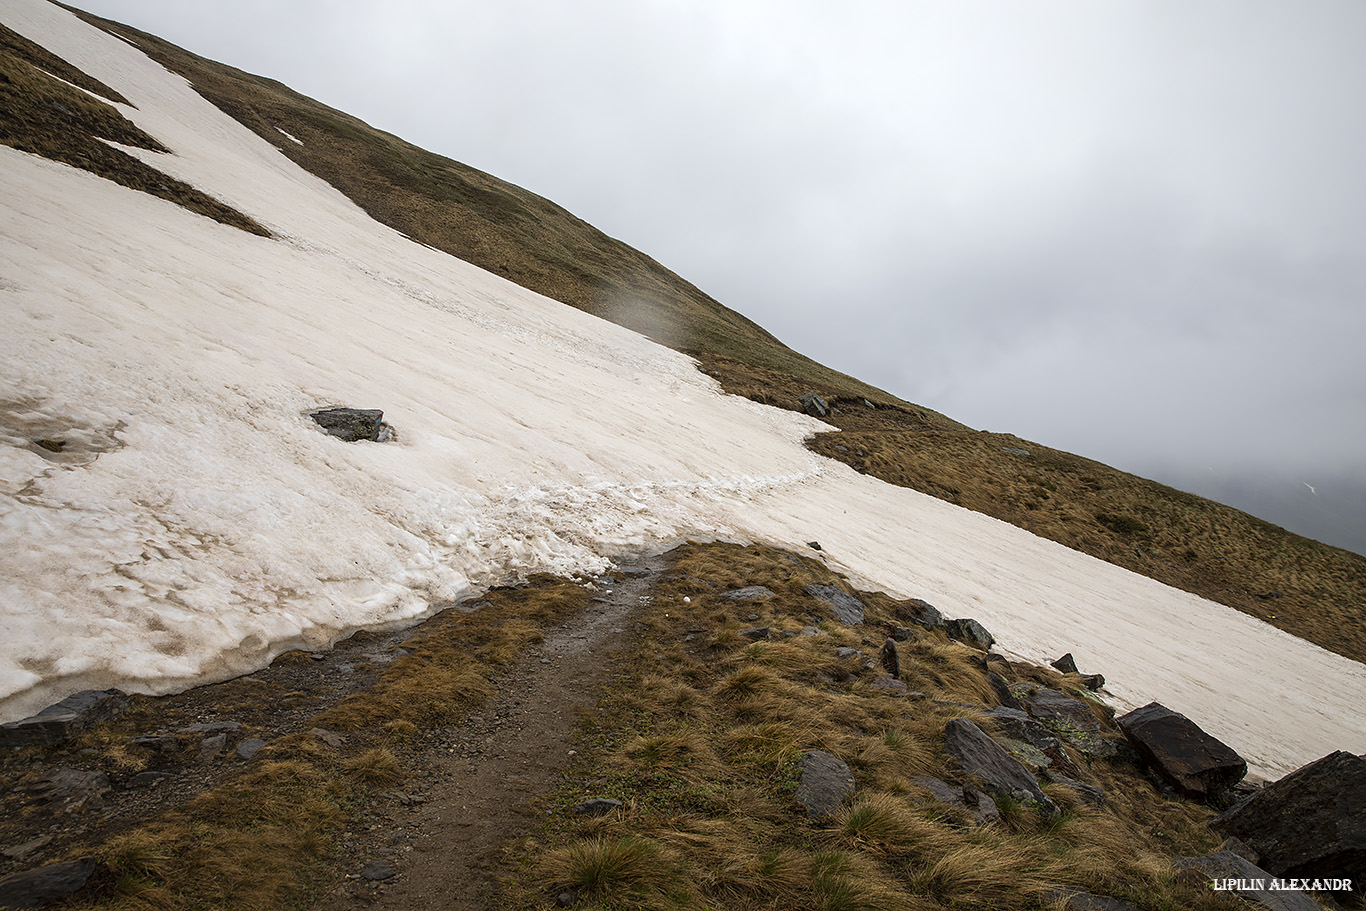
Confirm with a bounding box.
[1,0,1362,779]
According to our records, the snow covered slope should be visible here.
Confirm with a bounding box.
[2,0,1362,779]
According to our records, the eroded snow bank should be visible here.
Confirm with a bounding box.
[1,0,1361,779]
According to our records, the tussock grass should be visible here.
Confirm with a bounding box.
[509,542,1234,911]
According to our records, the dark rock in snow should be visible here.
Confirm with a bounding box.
[0,857,97,908]
[1051,653,1079,674]
[310,407,387,442]
[803,583,863,625]
[1117,702,1246,804]
[1173,852,1319,911]
[878,638,900,677]
[0,689,128,748]
[798,392,829,417]
[724,586,775,601]
[795,750,855,818]
[943,718,1057,815]
[944,618,994,651]
[806,541,822,551]
[1212,750,1366,889]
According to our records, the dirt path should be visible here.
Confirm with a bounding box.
[318,552,668,910]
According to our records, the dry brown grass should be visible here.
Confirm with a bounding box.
[507,542,1237,911]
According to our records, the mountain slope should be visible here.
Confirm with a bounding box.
[50,2,1366,667]
[0,0,1361,784]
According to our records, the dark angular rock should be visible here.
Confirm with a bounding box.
[1118,702,1246,804]
[724,586,775,601]
[739,626,770,641]
[1013,686,1113,757]
[1212,750,1365,888]
[888,626,914,642]
[1052,653,1080,674]
[1173,852,1320,911]
[573,798,622,816]
[127,771,172,788]
[798,392,829,417]
[235,738,266,760]
[942,718,1057,815]
[199,733,226,762]
[986,672,1022,711]
[0,689,128,748]
[310,407,385,442]
[945,618,994,651]
[1079,673,1106,690]
[906,598,944,630]
[795,750,855,819]
[360,859,396,882]
[27,768,109,811]
[878,638,899,678]
[983,706,1083,778]
[0,857,97,909]
[803,583,863,625]
[806,541,822,551]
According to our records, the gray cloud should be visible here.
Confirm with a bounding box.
[67,0,1366,550]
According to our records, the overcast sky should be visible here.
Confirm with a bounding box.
[66,0,1366,543]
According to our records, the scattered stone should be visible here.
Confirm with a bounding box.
[310,407,387,442]
[803,583,863,625]
[1041,770,1107,808]
[944,618,994,651]
[1117,703,1246,804]
[870,676,908,695]
[0,689,128,748]
[800,626,821,637]
[360,859,397,882]
[906,598,944,630]
[235,738,266,760]
[878,638,900,677]
[1043,888,1144,911]
[887,626,914,642]
[1173,852,1319,911]
[311,728,345,747]
[740,626,771,641]
[27,768,109,811]
[1013,686,1112,757]
[0,857,97,908]
[556,890,578,907]
[199,733,226,762]
[1212,750,1365,887]
[1,837,51,861]
[798,392,829,417]
[833,647,862,660]
[912,776,998,825]
[179,721,241,734]
[572,798,623,817]
[1051,653,1079,674]
[127,771,172,788]
[795,750,855,819]
[724,586,775,601]
[942,718,1056,815]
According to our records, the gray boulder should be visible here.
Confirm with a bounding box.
[942,718,1056,815]
[798,392,829,417]
[945,618,994,651]
[1117,703,1246,804]
[1173,852,1319,911]
[0,689,128,748]
[1013,686,1113,757]
[906,598,945,630]
[0,857,97,909]
[795,750,855,819]
[803,584,864,626]
[310,407,386,442]
[1212,750,1365,890]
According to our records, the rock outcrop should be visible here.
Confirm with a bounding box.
[1117,702,1246,804]
[942,718,1057,815]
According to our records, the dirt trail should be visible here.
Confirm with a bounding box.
[318,551,668,910]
